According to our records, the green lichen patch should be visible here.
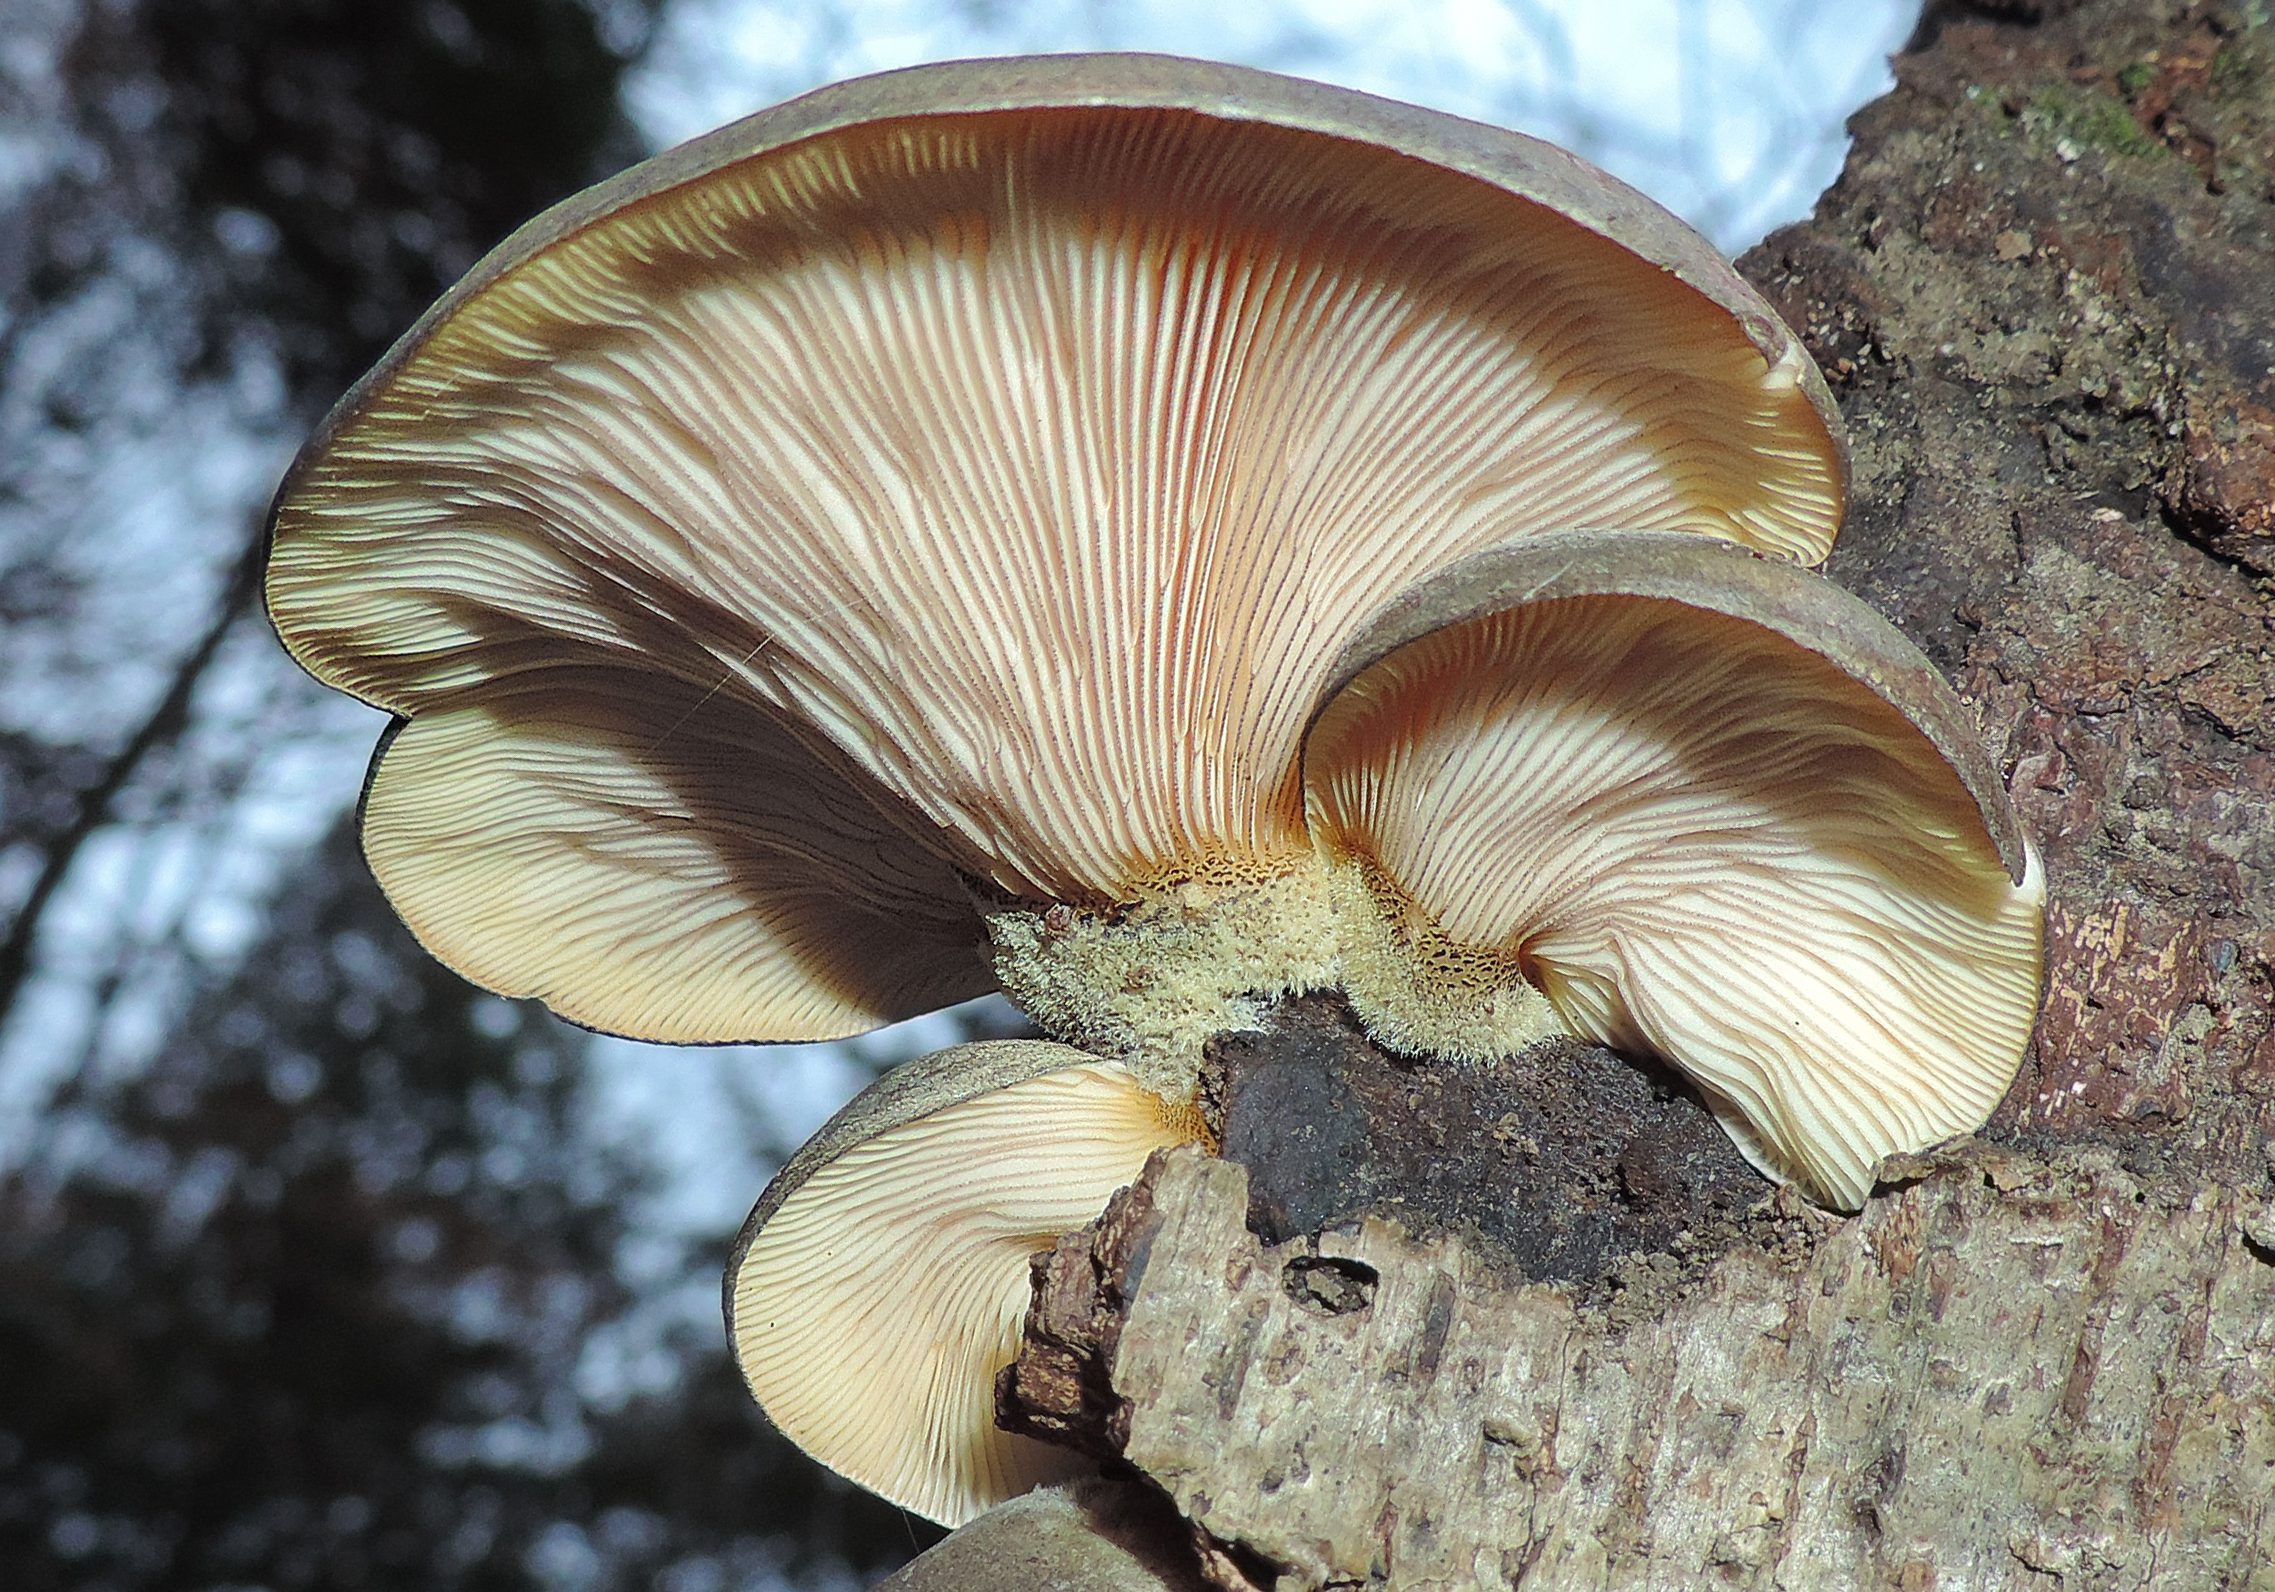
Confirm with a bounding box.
[2021,84,2167,160]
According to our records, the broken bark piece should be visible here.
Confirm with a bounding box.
[2170,393,2275,577]
[998,1162,1164,1459]
[874,1480,1206,1591]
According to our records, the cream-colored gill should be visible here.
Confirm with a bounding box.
[361,667,991,1042]
[726,1041,1202,1526]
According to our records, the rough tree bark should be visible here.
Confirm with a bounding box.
[887,1,2275,1585]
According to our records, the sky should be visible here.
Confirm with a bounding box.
[628,0,1917,249]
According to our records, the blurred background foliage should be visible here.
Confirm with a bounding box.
[0,0,1911,1587]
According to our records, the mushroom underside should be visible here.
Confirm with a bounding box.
[361,665,991,1043]
[726,1042,1201,1527]
[270,68,1845,958]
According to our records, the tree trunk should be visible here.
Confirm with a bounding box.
[893,0,2275,1585]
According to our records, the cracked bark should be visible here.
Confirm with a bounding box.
[892,0,2275,1586]
[997,1143,2273,1590]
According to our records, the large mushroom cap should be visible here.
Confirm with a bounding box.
[267,54,1846,1042]
[1303,533,2045,1209]
[725,1040,1201,1527]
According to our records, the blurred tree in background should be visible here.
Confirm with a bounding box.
[0,1,933,1585]
[1,827,926,1589]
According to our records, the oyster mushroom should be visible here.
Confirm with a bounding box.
[264,53,1846,1056]
[258,53,2038,1534]
[725,1041,1201,1527]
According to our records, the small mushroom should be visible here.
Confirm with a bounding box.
[725,1040,1202,1527]
[1302,532,2045,1210]
[265,54,1845,1055]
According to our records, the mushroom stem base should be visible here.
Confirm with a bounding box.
[982,855,1566,1101]
[983,864,1344,1099]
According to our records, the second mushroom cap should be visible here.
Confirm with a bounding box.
[726,1040,1201,1527]
[1302,531,2044,1211]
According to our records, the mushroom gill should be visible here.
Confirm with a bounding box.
[362,667,992,1041]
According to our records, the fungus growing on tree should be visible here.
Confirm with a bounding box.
[263,54,2039,1533]
[1300,532,2044,1212]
